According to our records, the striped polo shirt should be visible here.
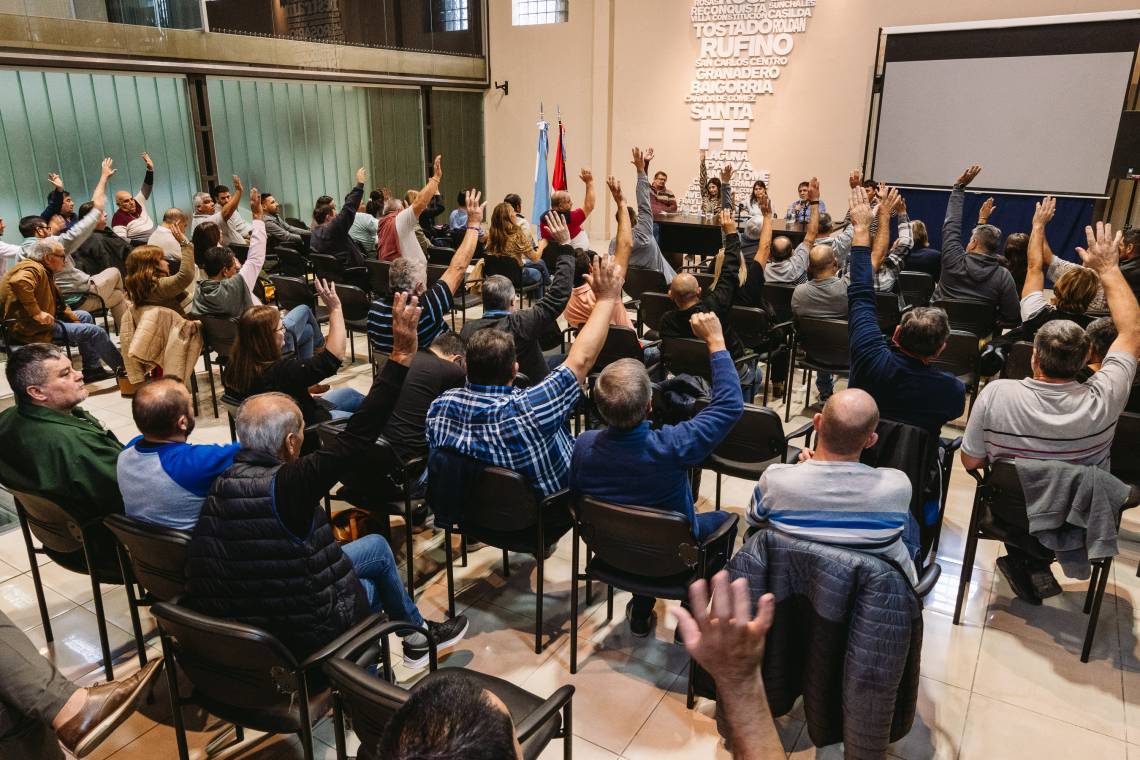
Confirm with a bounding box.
[367,279,454,354]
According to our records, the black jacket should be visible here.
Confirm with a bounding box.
[310,183,366,268]
[659,232,745,358]
[460,242,574,383]
[74,228,130,275]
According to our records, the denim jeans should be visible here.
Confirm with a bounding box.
[522,259,548,299]
[282,305,324,360]
[324,386,366,420]
[53,310,122,374]
[630,510,736,620]
[340,534,424,625]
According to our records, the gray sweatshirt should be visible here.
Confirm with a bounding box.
[608,171,676,283]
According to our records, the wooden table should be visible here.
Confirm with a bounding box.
[654,213,807,257]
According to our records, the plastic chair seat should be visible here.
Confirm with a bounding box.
[705,448,800,480]
[191,683,332,735]
[584,558,700,601]
[463,513,573,556]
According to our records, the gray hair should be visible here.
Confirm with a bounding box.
[482,275,516,312]
[235,392,303,456]
[5,343,66,403]
[594,359,652,430]
[192,192,213,212]
[897,307,950,357]
[383,199,404,215]
[26,238,62,262]
[970,224,1002,253]
[1086,317,1117,360]
[389,257,427,293]
[162,208,185,224]
[1033,320,1090,380]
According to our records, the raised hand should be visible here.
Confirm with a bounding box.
[895,194,907,216]
[543,210,571,246]
[807,177,820,202]
[313,277,341,312]
[47,173,64,191]
[1032,196,1055,227]
[978,196,996,224]
[955,164,982,187]
[249,188,262,219]
[584,253,623,301]
[719,207,737,235]
[606,175,623,204]
[431,155,442,182]
[689,311,725,351]
[759,193,772,216]
[231,174,243,192]
[142,152,154,171]
[464,189,485,226]
[100,158,116,178]
[388,291,422,366]
[1076,221,1122,274]
[880,186,900,217]
[719,163,734,183]
[355,167,366,185]
[170,217,187,243]
[645,147,655,164]
[848,169,862,189]
[849,185,872,229]
[631,147,646,174]
[579,168,593,185]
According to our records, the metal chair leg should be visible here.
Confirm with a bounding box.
[116,545,148,668]
[1083,563,1101,614]
[404,492,415,597]
[82,541,114,681]
[160,634,191,760]
[1082,558,1111,663]
[16,502,52,640]
[953,495,983,625]
[570,528,580,674]
[445,526,456,617]
[503,548,511,578]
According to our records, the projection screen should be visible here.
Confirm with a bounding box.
[870,19,1140,197]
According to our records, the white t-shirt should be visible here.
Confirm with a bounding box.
[395,207,426,266]
[1019,290,1051,322]
[147,225,182,262]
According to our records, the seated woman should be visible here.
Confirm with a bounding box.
[485,201,549,296]
[224,279,364,424]
[124,228,197,316]
[191,221,221,275]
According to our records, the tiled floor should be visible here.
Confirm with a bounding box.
[2,317,1139,759]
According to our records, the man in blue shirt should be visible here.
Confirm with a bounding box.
[570,311,742,637]
[117,378,240,530]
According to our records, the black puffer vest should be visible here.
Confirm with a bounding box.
[186,450,368,658]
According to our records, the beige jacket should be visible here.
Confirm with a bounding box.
[119,305,202,385]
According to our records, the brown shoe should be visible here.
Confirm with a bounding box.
[309,383,331,395]
[56,658,164,758]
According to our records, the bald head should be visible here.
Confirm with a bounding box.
[235,392,303,457]
[770,236,794,262]
[132,378,193,440]
[815,388,879,458]
[669,273,700,308]
[808,244,838,279]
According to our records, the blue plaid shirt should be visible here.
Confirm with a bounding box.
[425,366,582,496]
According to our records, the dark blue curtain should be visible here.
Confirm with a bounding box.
[899,188,1094,265]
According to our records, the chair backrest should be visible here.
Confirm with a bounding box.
[309,253,347,282]
[9,489,84,554]
[661,337,715,380]
[482,255,523,287]
[323,657,410,759]
[1000,340,1034,380]
[875,291,904,335]
[1129,382,1140,414]
[1112,412,1140,486]
[639,292,673,332]
[574,496,700,577]
[470,466,541,532]
[272,245,310,278]
[694,272,715,294]
[729,305,771,349]
[695,400,787,465]
[427,263,448,287]
[365,258,391,299]
[591,326,644,374]
[624,266,668,301]
[983,459,1027,526]
[229,243,250,264]
[899,271,935,308]
[285,216,309,230]
[762,283,797,323]
[932,298,997,339]
[860,418,941,560]
[337,284,370,322]
[929,330,980,379]
[270,275,316,311]
[795,317,850,370]
[104,514,191,602]
[151,601,307,719]
[426,246,455,266]
[198,315,239,361]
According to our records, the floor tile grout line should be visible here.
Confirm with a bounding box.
[618,670,679,757]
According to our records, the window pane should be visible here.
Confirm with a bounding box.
[512,0,567,26]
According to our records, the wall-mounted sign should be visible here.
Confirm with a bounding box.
[683,0,816,211]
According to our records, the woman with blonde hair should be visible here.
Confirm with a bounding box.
[124,218,196,314]
[485,201,548,293]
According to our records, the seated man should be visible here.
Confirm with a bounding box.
[960,221,1139,603]
[932,165,1020,325]
[0,608,164,760]
[570,312,742,635]
[118,378,240,531]
[846,186,966,435]
[310,168,367,268]
[0,344,124,549]
[211,182,252,244]
[186,293,468,668]
[461,209,576,384]
[609,147,675,283]
[39,172,75,230]
[747,388,918,585]
[540,168,596,250]
[349,198,380,256]
[52,203,129,331]
[786,179,827,223]
[757,177,824,286]
[110,152,156,243]
[191,174,243,246]
[261,192,310,247]
[378,156,439,264]
[426,254,623,498]
[792,241,848,405]
[367,188,480,355]
[20,159,114,260]
[75,201,131,275]
[146,208,188,264]
[1,239,125,383]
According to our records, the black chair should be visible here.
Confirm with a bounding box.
[785,317,849,421]
[637,291,673,335]
[271,275,329,324]
[324,618,574,760]
[568,496,738,707]
[337,284,371,364]
[483,255,540,306]
[1,318,75,360]
[64,290,113,334]
[273,243,311,279]
[198,314,238,418]
[929,330,982,415]
[589,325,658,375]
[730,304,782,405]
[318,423,422,596]
[285,216,310,231]
[694,400,812,511]
[694,271,715,294]
[152,601,381,760]
[933,297,998,339]
[8,489,142,680]
[762,283,797,325]
[229,242,250,264]
[310,252,368,291]
[623,266,669,305]
[875,290,906,335]
[899,271,935,307]
[365,258,391,299]
[428,455,573,654]
[661,337,758,400]
[953,461,1110,662]
[1000,340,1034,380]
[1112,412,1140,488]
[1127,383,1140,414]
[426,245,455,266]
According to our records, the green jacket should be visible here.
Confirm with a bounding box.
[0,402,123,524]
